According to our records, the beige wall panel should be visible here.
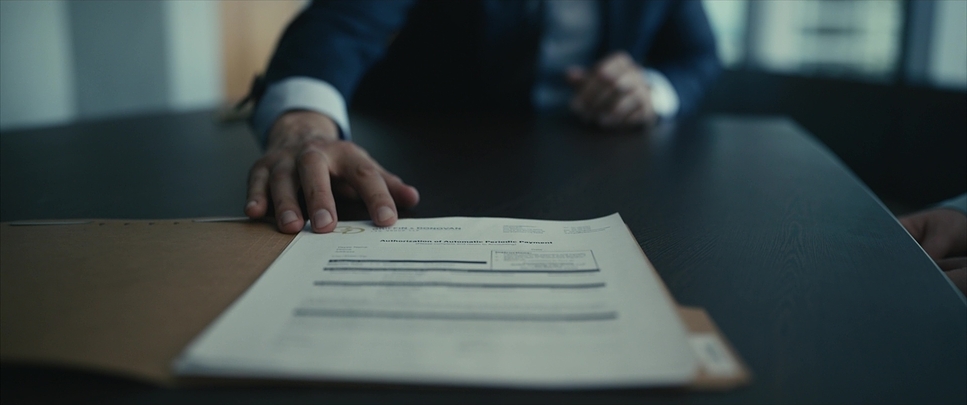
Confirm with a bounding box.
[221,0,304,102]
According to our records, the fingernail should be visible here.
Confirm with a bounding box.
[312,209,333,229]
[280,210,299,226]
[376,206,395,223]
[245,200,257,210]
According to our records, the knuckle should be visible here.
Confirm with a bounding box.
[305,188,331,204]
[303,137,329,151]
[335,141,363,155]
[248,165,268,181]
[297,147,328,166]
[353,163,381,179]
[252,154,271,166]
[247,188,264,199]
[270,165,292,182]
[262,149,287,162]
[272,192,294,206]
[251,156,274,172]
[366,191,392,203]
[270,172,290,184]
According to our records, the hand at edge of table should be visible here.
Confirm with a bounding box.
[244,111,420,234]
[566,51,657,130]
[936,257,966,295]
[899,208,967,295]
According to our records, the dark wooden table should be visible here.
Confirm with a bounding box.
[1,110,964,404]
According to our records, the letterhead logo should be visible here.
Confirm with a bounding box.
[332,226,365,234]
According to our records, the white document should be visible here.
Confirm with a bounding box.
[174,213,697,388]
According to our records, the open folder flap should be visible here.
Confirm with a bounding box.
[0,219,295,386]
[678,307,752,390]
[0,219,749,389]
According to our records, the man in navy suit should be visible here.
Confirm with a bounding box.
[244,0,721,234]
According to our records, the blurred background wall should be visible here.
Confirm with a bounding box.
[0,0,303,130]
[699,0,966,212]
[0,0,964,211]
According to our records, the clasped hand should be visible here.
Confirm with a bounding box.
[567,52,657,129]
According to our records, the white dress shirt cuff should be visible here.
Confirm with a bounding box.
[642,68,680,119]
[252,77,352,146]
[938,193,967,215]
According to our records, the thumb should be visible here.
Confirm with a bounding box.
[565,66,586,85]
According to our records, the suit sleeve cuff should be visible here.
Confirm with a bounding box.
[642,68,680,119]
[252,76,352,147]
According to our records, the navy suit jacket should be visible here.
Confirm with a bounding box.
[265,0,720,116]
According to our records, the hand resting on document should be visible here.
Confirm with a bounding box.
[244,111,420,234]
